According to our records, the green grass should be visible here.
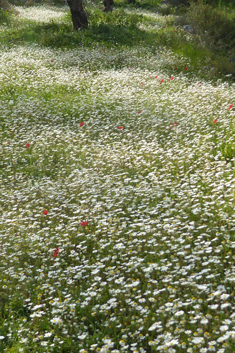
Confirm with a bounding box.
[1,1,234,81]
[0,8,156,48]
[1,2,235,353]
[0,7,11,23]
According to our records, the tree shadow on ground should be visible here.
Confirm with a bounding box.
[1,16,158,49]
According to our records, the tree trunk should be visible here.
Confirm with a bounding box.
[67,0,88,31]
[103,0,114,12]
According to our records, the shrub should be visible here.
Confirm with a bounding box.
[186,1,235,64]
[187,1,235,51]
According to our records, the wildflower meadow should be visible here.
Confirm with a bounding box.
[0,1,235,352]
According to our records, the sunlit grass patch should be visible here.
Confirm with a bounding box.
[14,4,68,22]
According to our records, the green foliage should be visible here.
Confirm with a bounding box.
[202,0,235,6]
[165,0,190,6]
[115,0,162,10]
[1,3,234,80]
[0,7,11,23]
[1,9,157,49]
[88,7,140,28]
[179,0,235,78]
[221,141,235,161]
[87,8,149,47]
[187,1,235,55]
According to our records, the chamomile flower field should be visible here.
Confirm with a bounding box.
[0,2,235,352]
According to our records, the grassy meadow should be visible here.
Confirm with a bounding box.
[0,1,235,352]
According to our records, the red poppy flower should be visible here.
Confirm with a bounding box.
[160,79,164,83]
[174,122,177,126]
[174,67,177,70]
[81,221,87,226]
[185,67,188,71]
[80,122,84,127]
[53,247,59,258]
[213,119,217,123]
[26,142,30,147]
[155,76,158,79]
[43,210,48,215]
[138,111,142,114]
[228,104,233,110]
[118,126,123,130]
[51,60,54,63]
[171,77,174,81]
